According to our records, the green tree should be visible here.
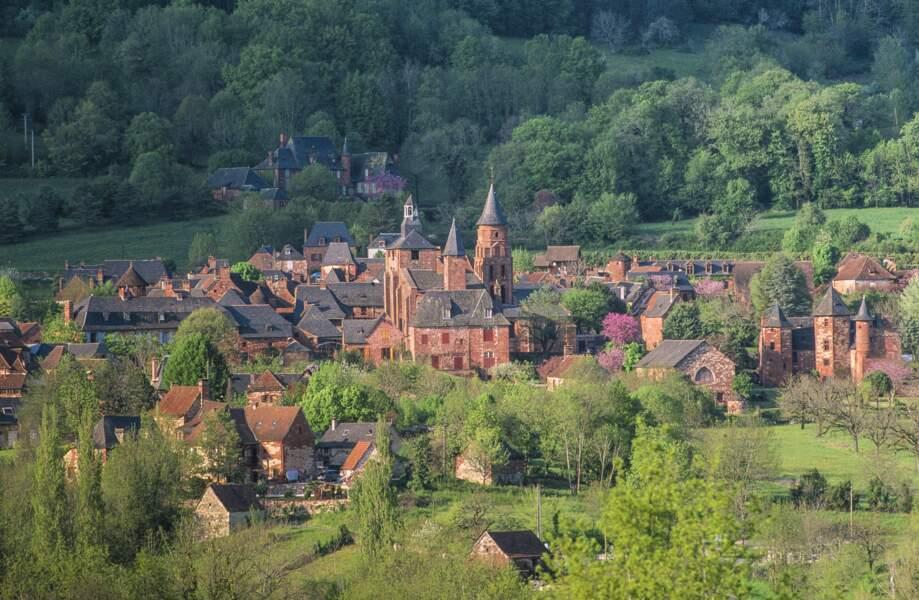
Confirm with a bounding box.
[56,354,101,437]
[561,288,609,332]
[663,302,703,339]
[811,229,840,285]
[294,362,392,433]
[899,275,919,356]
[0,275,24,318]
[173,307,237,355]
[782,203,826,254]
[20,187,61,233]
[188,232,219,268]
[695,178,756,248]
[125,112,172,162]
[161,333,229,401]
[42,311,84,343]
[407,434,434,492]
[586,192,639,244]
[199,409,242,484]
[350,417,399,559]
[75,407,103,551]
[288,163,338,201]
[0,195,23,244]
[547,422,749,598]
[230,261,262,282]
[92,359,155,416]
[31,403,67,564]
[750,253,811,316]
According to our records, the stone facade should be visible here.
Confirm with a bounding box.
[195,485,264,539]
[410,325,510,372]
[636,340,741,413]
[454,452,524,486]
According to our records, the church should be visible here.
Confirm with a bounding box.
[377,185,514,372]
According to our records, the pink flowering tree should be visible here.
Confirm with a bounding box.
[865,359,911,389]
[598,347,624,373]
[601,313,641,345]
[649,274,673,288]
[693,279,726,297]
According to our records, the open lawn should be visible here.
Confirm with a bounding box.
[0,449,15,464]
[770,423,919,489]
[602,48,709,79]
[2,215,228,273]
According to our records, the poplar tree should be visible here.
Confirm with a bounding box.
[32,403,67,563]
[75,408,103,551]
[351,417,399,559]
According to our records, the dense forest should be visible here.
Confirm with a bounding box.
[4,0,919,254]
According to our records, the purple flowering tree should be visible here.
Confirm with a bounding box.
[693,279,726,297]
[601,313,641,345]
[598,347,624,373]
[865,359,911,388]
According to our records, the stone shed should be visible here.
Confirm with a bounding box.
[195,483,264,539]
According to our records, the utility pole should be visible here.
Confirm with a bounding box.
[30,129,35,169]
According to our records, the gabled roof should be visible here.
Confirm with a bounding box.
[443,219,465,257]
[115,264,146,288]
[342,317,383,345]
[317,422,400,450]
[762,304,791,328]
[72,296,216,332]
[813,287,850,317]
[635,340,707,369]
[412,290,509,328]
[222,305,292,339]
[328,282,384,309]
[476,183,508,226]
[235,404,312,443]
[295,286,347,320]
[389,230,437,250]
[92,415,140,449]
[370,233,400,248]
[538,355,590,380]
[207,167,267,191]
[297,317,342,340]
[834,253,896,282]
[250,370,286,393]
[305,222,353,247]
[158,385,202,416]
[322,242,355,266]
[277,244,303,259]
[542,246,581,263]
[643,292,677,318]
[479,530,545,558]
[205,483,263,513]
[341,440,374,471]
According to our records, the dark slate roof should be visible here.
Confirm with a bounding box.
[443,219,465,257]
[206,483,263,513]
[476,183,508,226]
[370,233,400,249]
[67,342,107,358]
[389,230,437,250]
[73,296,216,332]
[297,318,341,340]
[317,422,400,450]
[277,244,303,260]
[207,167,267,191]
[294,286,346,320]
[92,415,140,450]
[328,282,384,309]
[762,304,791,328]
[406,269,444,291]
[853,296,873,322]
[643,294,677,318]
[115,264,147,288]
[217,289,249,306]
[305,222,353,247]
[412,290,509,328]
[484,530,545,558]
[342,317,382,345]
[322,242,355,266]
[222,305,292,339]
[813,287,850,317]
[60,259,171,287]
[351,152,393,181]
[635,340,706,369]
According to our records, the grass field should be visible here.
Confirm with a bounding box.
[2,215,228,273]
[635,207,919,238]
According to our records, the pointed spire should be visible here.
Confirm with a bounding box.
[814,286,851,317]
[476,183,508,227]
[443,219,465,257]
[853,295,873,322]
[762,304,791,328]
[400,194,421,238]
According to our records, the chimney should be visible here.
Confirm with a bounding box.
[118,286,127,301]
[96,269,104,284]
[280,132,287,146]
[330,418,337,431]
[198,379,210,401]
[150,356,160,385]
[61,300,72,324]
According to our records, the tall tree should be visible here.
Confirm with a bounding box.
[31,403,67,563]
[350,417,399,559]
[749,254,811,316]
[75,407,103,551]
[0,275,23,318]
[199,409,242,483]
[161,333,229,401]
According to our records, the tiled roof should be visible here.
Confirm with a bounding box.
[297,317,341,340]
[322,242,355,266]
[222,305,292,339]
[92,415,140,449]
[481,530,545,558]
[158,385,202,416]
[762,304,791,328]
[853,296,873,322]
[250,370,286,392]
[304,222,353,247]
[834,253,896,282]
[341,440,374,471]
[543,246,581,263]
[405,269,444,291]
[342,317,382,345]
[73,296,216,332]
[295,286,347,320]
[635,339,706,369]
[328,282,384,309]
[206,483,263,513]
[813,287,850,317]
[412,290,509,328]
[443,219,465,257]
[236,404,311,443]
[207,167,267,191]
[389,230,437,250]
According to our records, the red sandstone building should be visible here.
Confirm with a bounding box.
[758,288,900,387]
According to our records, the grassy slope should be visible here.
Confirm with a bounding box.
[635,207,919,238]
[3,215,228,273]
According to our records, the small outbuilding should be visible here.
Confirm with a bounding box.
[471,530,546,578]
[195,483,265,539]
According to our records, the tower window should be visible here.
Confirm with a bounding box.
[411,250,419,260]
[441,332,450,344]
[823,340,829,351]
[769,341,775,351]
[493,231,498,239]
[823,358,830,366]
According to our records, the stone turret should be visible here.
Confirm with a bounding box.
[759,304,792,386]
[814,287,852,379]
[443,219,467,291]
[851,296,872,383]
[473,183,513,305]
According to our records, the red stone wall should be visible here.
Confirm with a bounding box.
[758,327,792,387]
[411,325,510,371]
[640,315,665,350]
[814,316,851,379]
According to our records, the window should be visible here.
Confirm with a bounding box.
[500,265,505,278]
[421,334,429,345]
[319,237,326,245]
[442,307,451,319]
[823,340,829,351]
[484,308,493,318]
[823,319,829,326]
[483,351,495,368]
[693,367,714,383]
[453,356,463,370]
[411,250,420,260]
[792,351,798,363]
[823,358,830,366]
[483,328,494,342]
[769,341,775,351]
[716,392,724,403]
[431,356,439,369]
[1,407,12,415]
[441,332,450,344]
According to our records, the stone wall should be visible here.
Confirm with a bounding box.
[640,315,665,350]
[759,327,792,387]
[411,325,510,371]
[814,316,851,379]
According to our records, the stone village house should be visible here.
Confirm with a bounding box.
[195,483,265,539]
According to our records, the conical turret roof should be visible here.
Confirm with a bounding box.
[762,304,791,328]
[476,183,507,226]
[115,263,146,288]
[852,296,873,322]
[813,286,851,317]
[443,219,465,257]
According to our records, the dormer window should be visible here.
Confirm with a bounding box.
[404,205,413,218]
[318,237,326,245]
[158,312,166,322]
[485,308,493,318]
[442,307,451,319]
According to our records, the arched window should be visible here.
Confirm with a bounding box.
[694,367,714,383]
